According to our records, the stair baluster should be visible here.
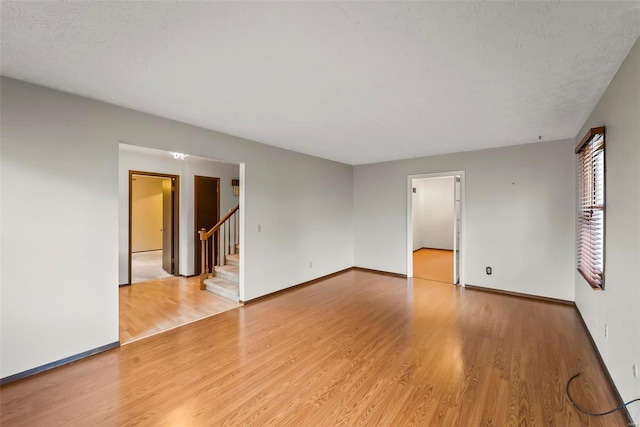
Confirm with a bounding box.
[218,223,222,267]
[199,203,240,289]
[199,228,207,290]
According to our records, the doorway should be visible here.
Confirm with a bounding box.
[194,175,220,275]
[407,171,465,285]
[128,170,180,285]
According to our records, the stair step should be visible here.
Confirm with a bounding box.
[215,265,239,283]
[204,277,239,302]
[226,253,239,266]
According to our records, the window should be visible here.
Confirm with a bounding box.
[576,126,605,289]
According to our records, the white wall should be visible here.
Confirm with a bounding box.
[412,177,454,251]
[119,147,239,283]
[354,139,576,301]
[0,77,354,379]
[0,82,119,378]
[574,37,640,425]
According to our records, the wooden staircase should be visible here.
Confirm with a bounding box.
[199,204,240,302]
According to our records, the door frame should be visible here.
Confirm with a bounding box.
[193,175,221,275]
[407,171,466,286]
[128,170,180,285]
[453,176,461,284]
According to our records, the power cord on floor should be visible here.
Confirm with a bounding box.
[566,372,640,417]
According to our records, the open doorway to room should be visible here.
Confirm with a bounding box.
[129,171,179,284]
[119,144,242,344]
[407,172,464,285]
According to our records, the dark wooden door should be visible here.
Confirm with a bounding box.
[162,178,174,274]
[194,176,220,274]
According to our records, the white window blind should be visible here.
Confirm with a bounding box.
[576,127,605,289]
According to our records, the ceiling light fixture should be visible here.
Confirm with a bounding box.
[170,152,188,160]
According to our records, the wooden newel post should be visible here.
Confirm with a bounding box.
[199,228,207,290]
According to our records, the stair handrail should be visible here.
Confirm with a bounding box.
[201,203,239,240]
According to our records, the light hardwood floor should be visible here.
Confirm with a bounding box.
[413,248,454,283]
[1,270,626,426]
[120,275,241,343]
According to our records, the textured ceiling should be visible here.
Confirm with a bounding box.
[2,2,639,165]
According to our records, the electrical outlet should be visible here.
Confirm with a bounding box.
[257,224,261,232]
[309,261,313,268]
[633,364,638,379]
[486,267,492,275]
[604,324,608,339]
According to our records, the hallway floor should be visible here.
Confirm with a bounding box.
[119,276,241,343]
[131,250,173,283]
[413,248,454,283]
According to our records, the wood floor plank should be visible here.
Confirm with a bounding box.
[0,271,628,426]
[119,275,241,343]
[413,248,454,283]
